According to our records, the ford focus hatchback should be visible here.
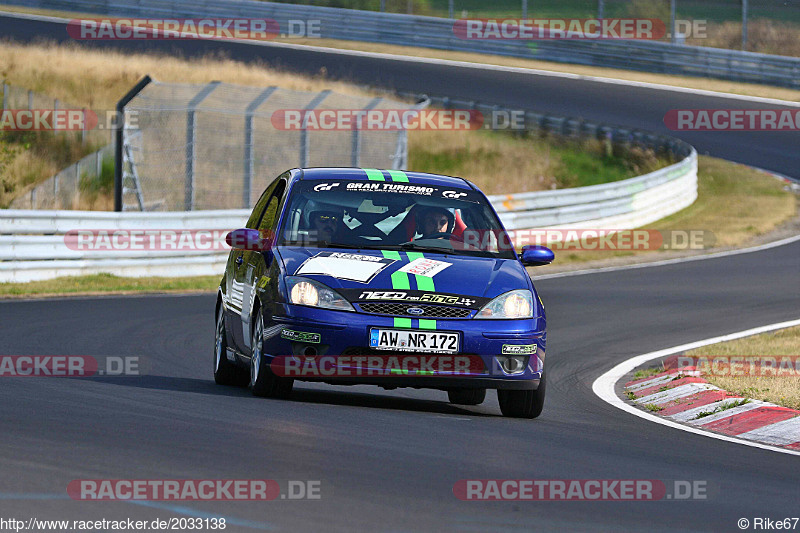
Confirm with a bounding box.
[215,168,554,418]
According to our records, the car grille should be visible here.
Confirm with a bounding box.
[358,302,472,318]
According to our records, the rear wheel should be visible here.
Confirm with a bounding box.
[447,388,486,405]
[250,308,294,399]
[497,373,546,419]
[214,308,248,386]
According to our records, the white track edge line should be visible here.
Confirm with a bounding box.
[533,233,800,280]
[592,318,800,457]
[3,10,800,108]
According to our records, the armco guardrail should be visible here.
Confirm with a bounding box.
[6,0,800,88]
[0,209,249,282]
[0,148,696,282]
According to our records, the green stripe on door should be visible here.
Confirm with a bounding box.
[387,170,409,182]
[404,252,435,292]
[381,250,401,261]
[418,319,437,330]
[394,317,412,328]
[364,168,385,181]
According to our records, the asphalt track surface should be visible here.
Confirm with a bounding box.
[1,12,799,532]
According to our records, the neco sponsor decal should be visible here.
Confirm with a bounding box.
[271,109,483,130]
[0,109,98,131]
[454,18,665,40]
[454,479,708,501]
[67,18,281,40]
[665,109,800,131]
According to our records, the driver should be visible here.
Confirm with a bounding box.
[416,206,454,239]
[308,210,342,242]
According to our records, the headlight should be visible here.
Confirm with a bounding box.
[286,276,354,312]
[474,290,533,319]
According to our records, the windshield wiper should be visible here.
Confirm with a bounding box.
[399,242,457,254]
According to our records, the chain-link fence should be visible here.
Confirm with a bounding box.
[121,81,423,211]
[9,144,114,210]
[1,82,112,148]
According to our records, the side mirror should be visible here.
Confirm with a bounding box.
[225,228,272,251]
[520,245,554,266]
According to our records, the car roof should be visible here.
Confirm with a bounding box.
[291,167,475,190]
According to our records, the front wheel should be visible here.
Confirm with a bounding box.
[214,308,248,386]
[249,308,294,399]
[497,373,546,419]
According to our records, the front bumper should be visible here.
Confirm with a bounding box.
[262,304,546,390]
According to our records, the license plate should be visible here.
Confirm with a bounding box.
[369,329,459,354]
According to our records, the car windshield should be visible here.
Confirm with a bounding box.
[278,179,516,259]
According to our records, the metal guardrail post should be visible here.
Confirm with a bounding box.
[243,86,277,209]
[299,90,331,168]
[351,97,382,167]
[114,75,152,212]
[185,81,220,211]
[27,89,33,111]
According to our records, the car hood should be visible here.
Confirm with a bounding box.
[277,246,531,301]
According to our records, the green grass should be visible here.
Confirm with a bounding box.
[633,365,664,380]
[0,273,220,297]
[692,398,750,420]
[644,403,664,412]
[626,391,637,400]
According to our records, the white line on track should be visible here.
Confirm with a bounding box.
[592,318,800,457]
[533,233,800,280]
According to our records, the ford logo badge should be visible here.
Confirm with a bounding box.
[407,307,425,315]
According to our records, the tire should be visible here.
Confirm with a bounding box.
[447,388,486,405]
[214,308,248,386]
[497,372,546,419]
[249,308,294,399]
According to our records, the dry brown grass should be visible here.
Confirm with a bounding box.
[408,130,559,194]
[0,41,369,110]
[684,326,800,410]
[688,20,800,58]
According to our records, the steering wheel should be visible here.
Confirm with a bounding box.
[420,232,464,242]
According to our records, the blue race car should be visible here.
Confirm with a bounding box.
[214,168,554,418]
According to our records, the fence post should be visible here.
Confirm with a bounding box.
[28,89,33,110]
[243,86,277,208]
[54,98,60,136]
[54,172,59,209]
[185,81,220,211]
[114,75,152,212]
[299,90,331,168]
[2,81,7,111]
[81,108,87,145]
[351,97,382,167]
